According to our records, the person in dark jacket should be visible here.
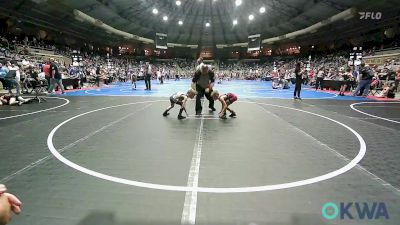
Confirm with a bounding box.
[352,63,373,97]
[191,63,216,115]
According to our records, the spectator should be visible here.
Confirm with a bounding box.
[5,61,21,96]
[42,60,51,89]
[353,63,373,97]
[315,67,325,90]
[95,65,101,87]
[395,69,400,92]
[376,82,396,98]
[339,68,352,96]
[47,58,65,94]
[293,62,304,100]
[0,62,9,89]
[144,61,152,90]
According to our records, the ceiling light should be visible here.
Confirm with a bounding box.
[249,14,254,21]
[163,16,168,21]
[260,7,266,13]
[205,22,210,27]
[176,0,181,6]
[178,20,183,25]
[152,8,158,14]
[235,0,242,6]
[233,19,238,25]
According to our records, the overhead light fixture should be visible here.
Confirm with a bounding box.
[233,19,238,25]
[178,20,183,25]
[235,0,242,6]
[249,14,254,21]
[152,8,158,14]
[163,16,168,21]
[176,0,181,6]
[205,22,210,27]
[260,7,266,13]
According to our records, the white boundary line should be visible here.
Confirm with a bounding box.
[350,102,400,124]
[47,100,366,193]
[258,104,400,194]
[0,97,70,120]
[0,102,153,183]
[181,101,205,225]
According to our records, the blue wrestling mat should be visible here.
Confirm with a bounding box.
[64,79,366,100]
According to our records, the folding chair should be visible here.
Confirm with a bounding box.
[31,79,48,103]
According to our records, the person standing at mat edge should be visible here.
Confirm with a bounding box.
[144,61,152,90]
[47,58,65,94]
[294,62,304,100]
[192,63,216,115]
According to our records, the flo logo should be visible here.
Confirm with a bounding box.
[359,12,382,20]
[322,202,389,220]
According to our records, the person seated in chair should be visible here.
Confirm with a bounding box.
[22,66,38,94]
[376,83,396,98]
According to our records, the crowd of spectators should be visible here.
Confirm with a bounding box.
[1,30,399,101]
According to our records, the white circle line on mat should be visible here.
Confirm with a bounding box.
[0,97,70,120]
[47,100,366,193]
[350,101,400,124]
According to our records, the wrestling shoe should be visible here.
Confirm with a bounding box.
[163,112,169,117]
[195,111,202,116]
[178,115,186,120]
[220,114,227,119]
[209,106,216,111]
[229,112,237,117]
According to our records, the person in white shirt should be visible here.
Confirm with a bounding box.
[315,67,325,90]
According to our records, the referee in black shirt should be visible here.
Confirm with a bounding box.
[191,63,216,115]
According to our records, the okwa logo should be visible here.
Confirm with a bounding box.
[322,202,389,220]
[359,12,382,20]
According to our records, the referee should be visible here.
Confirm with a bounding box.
[191,63,216,115]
